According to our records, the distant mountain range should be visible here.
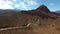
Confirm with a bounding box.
[0,9,20,13]
[0,5,60,34]
[52,10,60,16]
[0,4,59,28]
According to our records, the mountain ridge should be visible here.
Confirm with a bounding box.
[0,5,58,28]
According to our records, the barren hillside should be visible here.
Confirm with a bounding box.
[0,5,60,34]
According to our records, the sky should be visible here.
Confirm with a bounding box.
[0,0,60,11]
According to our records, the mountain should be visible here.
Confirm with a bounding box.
[36,5,51,13]
[0,5,57,28]
[52,10,60,16]
[0,9,20,13]
[55,10,60,13]
[0,5,60,34]
[35,5,57,19]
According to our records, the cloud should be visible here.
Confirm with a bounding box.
[20,2,28,10]
[0,0,37,10]
[28,1,37,5]
[49,3,55,6]
[15,4,20,8]
[0,4,14,9]
[0,0,14,9]
[26,0,37,6]
[13,0,16,2]
[12,0,16,3]
[19,0,37,10]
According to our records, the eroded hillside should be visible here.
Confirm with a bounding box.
[0,5,60,34]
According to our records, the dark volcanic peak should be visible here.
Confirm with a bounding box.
[36,5,51,13]
[35,5,57,18]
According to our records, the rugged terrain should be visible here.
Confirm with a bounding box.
[0,5,60,34]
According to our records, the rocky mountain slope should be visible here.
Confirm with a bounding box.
[0,5,60,34]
